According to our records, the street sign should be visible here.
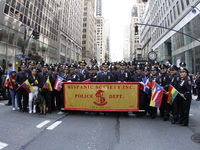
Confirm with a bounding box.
[15,54,29,59]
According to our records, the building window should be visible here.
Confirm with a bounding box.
[170,10,173,23]
[186,0,190,6]
[82,34,86,38]
[173,6,176,20]
[82,41,86,44]
[176,2,180,15]
[83,23,87,27]
[181,0,185,11]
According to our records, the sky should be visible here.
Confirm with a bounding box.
[103,0,136,61]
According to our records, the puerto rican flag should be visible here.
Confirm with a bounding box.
[140,77,151,94]
[54,76,64,92]
[83,79,91,82]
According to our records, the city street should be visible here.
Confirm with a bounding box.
[0,96,200,150]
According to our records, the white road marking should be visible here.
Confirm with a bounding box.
[0,142,8,150]
[0,103,4,106]
[189,114,194,116]
[36,120,51,128]
[46,121,62,130]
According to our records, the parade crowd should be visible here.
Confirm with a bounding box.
[3,59,199,127]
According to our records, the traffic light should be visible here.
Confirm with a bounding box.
[32,30,40,39]
[135,26,138,35]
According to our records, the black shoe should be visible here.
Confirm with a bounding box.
[171,120,176,124]
[124,113,128,118]
[163,118,169,121]
[180,124,188,126]
[104,113,108,116]
[5,103,12,106]
[151,116,156,119]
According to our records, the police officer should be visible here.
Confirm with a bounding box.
[169,65,181,124]
[51,67,62,112]
[128,61,136,77]
[114,61,131,117]
[96,62,114,82]
[149,66,159,119]
[62,65,70,81]
[110,65,117,76]
[38,63,53,113]
[177,68,192,126]
[16,62,29,112]
[115,61,131,82]
[133,65,145,117]
[179,62,186,68]
[89,66,98,82]
[76,60,89,82]
[157,64,171,120]
[67,64,80,82]
[25,61,35,76]
[36,62,42,75]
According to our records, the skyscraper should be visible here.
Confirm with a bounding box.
[96,0,102,16]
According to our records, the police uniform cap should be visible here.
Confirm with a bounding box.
[128,61,136,66]
[170,65,178,70]
[153,61,159,65]
[90,59,97,63]
[120,61,127,66]
[79,60,87,66]
[151,66,158,71]
[28,61,35,65]
[54,67,59,72]
[160,64,167,69]
[70,63,76,69]
[91,65,99,70]
[76,65,81,69]
[8,63,12,67]
[21,62,27,68]
[179,67,189,74]
[135,65,142,70]
[102,62,109,67]
[144,67,150,72]
[42,63,48,68]
[37,62,42,65]
[115,61,120,65]
[64,66,69,70]
[48,66,53,70]
[144,62,150,66]
[110,65,117,70]
[179,62,186,67]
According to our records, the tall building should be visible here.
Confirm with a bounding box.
[59,0,83,63]
[82,0,96,65]
[96,16,107,64]
[0,0,61,67]
[130,0,147,60]
[0,0,84,68]
[141,0,200,74]
[123,26,130,62]
[96,0,102,16]
[105,19,110,61]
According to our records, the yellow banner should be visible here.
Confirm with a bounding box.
[63,83,139,111]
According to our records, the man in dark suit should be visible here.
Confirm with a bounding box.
[76,60,89,82]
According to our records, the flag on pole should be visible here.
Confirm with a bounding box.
[140,77,151,94]
[21,80,34,94]
[167,85,179,105]
[44,77,53,91]
[54,76,64,92]
[3,75,10,87]
[83,79,91,82]
[150,81,164,108]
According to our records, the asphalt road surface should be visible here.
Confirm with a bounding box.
[0,96,200,150]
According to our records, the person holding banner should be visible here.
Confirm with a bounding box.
[38,63,53,113]
[157,64,171,121]
[16,63,29,112]
[28,68,38,113]
[76,60,89,82]
[133,65,145,117]
[177,68,192,126]
[67,64,80,82]
[169,65,181,124]
[149,66,159,119]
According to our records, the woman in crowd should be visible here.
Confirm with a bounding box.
[8,69,18,110]
[28,69,39,113]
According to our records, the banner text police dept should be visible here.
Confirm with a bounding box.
[68,85,135,90]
